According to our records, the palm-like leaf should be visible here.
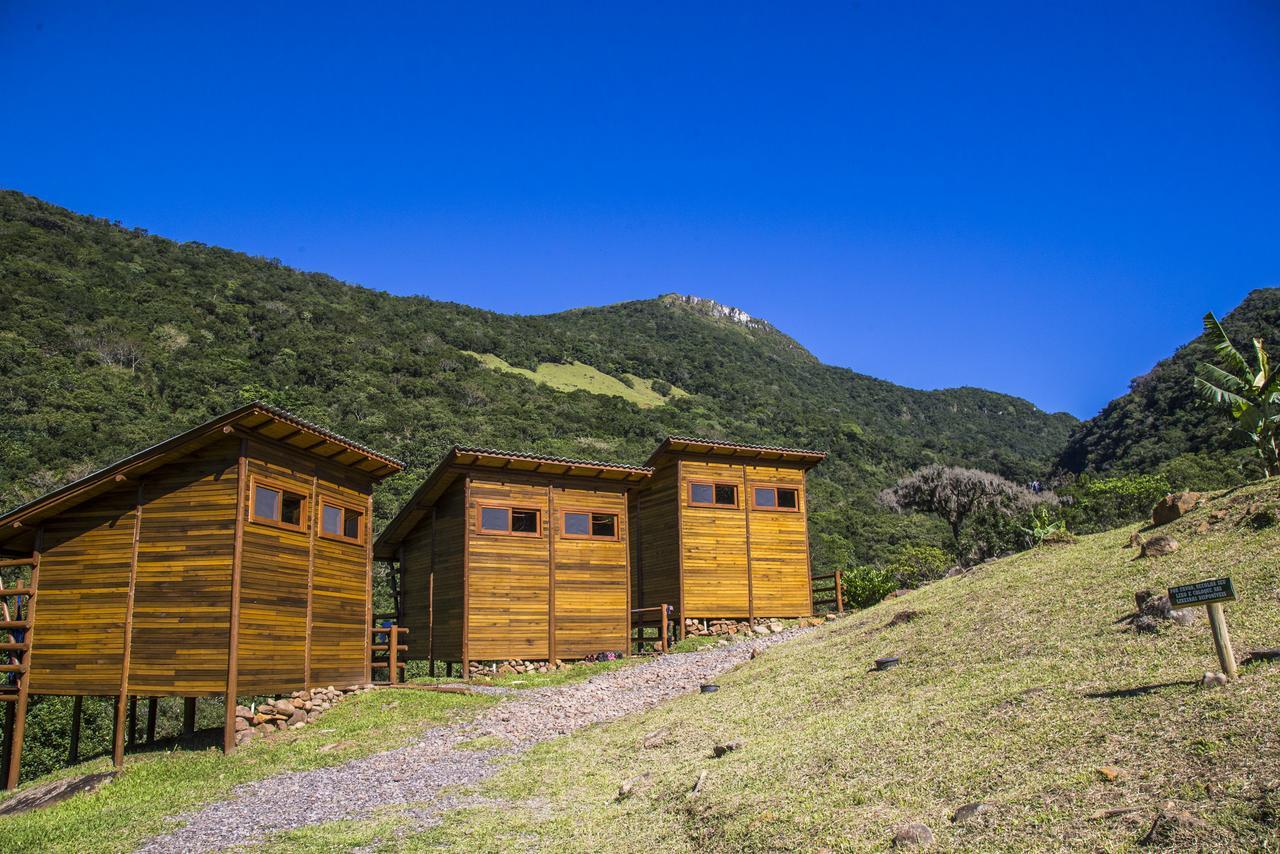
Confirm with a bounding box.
[1202,312,1250,378]
[1253,338,1271,390]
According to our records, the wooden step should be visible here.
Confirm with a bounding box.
[0,663,27,673]
[0,588,34,598]
[0,621,31,630]
[0,558,36,568]
[0,642,30,652]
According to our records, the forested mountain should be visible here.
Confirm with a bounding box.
[1056,288,1280,486]
[0,190,1075,564]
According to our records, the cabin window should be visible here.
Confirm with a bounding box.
[252,480,306,530]
[689,481,738,507]
[320,501,364,543]
[562,511,618,540]
[478,505,541,536]
[753,485,800,512]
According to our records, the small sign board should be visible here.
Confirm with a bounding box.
[1168,577,1236,608]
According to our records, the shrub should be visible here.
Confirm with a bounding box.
[841,564,897,610]
[1058,472,1170,533]
[885,544,952,588]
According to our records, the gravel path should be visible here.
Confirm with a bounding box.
[137,627,812,853]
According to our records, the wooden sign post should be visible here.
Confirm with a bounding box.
[1168,577,1238,680]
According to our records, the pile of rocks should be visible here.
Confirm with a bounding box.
[232,684,372,745]
[682,616,826,637]
[467,659,573,677]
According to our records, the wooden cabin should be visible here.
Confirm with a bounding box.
[630,437,826,636]
[0,403,402,787]
[374,448,652,676]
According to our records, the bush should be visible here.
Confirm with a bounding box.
[1058,472,1170,534]
[841,564,897,610]
[885,544,952,588]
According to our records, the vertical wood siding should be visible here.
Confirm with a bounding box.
[679,459,750,617]
[551,485,629,658]
[629,464,680,612]
[744,463,811,617]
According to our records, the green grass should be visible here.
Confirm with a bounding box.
[0,688,495,853]
[407,481,1280,852]
[463,352,688,408]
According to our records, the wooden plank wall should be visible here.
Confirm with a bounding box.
[629,464,680,613]
[743,462,811,617]
[679,458,751,618]
[425,481,466,662]
[551,484,629,658]
[309,474,373,688]
[127,440,238,695]
[27,487,137,695]
[398,523,433,660]
[239,440,374,694]
[465,478,550,661]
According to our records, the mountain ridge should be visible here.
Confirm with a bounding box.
[0,189,1075,564]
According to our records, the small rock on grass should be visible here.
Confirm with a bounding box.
[616,772,649,801]
[891,823,934,848]
[688,770,707,797]
[1097,766,1125,783]
[1201,671,1229,689]
[1140,536,1179,558]
[1140,802,1205,845]
[712,740,743,758]
[951,802,993,824]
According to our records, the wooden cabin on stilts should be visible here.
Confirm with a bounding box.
[375,448,652,679]
[0,403,401,788]
[630,437,827,640]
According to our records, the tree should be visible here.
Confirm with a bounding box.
[878,464,1045,549]
[1194,312,1280,478]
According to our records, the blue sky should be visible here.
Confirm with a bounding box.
[2,3,1277,418]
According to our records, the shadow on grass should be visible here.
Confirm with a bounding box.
[1084,680,1198,700]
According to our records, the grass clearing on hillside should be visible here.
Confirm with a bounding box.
[409,482,1280,852]
[0,688,495,853]
[463,352,687,408]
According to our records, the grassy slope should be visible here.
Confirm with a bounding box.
[462,351,687,409]
[407,483,1280,852]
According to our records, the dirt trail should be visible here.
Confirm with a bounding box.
[137,628,810,852]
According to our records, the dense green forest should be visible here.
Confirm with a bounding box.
[1056,287,1280,486]
[0,190,1076,566]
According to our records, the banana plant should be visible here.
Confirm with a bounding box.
[1194,312,1280,477]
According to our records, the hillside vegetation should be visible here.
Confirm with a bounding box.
[0,190,1075,565]
[399,482,1280,851]
[1057,288,1280,486]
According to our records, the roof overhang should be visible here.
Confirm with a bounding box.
[646,436,828,468]
[0,402,403,549]
[374,446,652,560]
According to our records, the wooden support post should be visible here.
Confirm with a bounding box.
[146,697,158,744]
[69,695,83,763]
[661,605,669,654]
[388,627,400,686]
[224,442,248,755]
[546,485,557,665]
[1206,602,1238,680]
[183,697,196,741]
[835,570,844,615]
[112,693,127,768]
[304,474,317,690]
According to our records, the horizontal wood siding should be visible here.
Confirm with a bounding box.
[427,481,465,661]
[399,522,432,660]
[552,485,629,658]
[27,487,137,695]
[309,477,370,688]
[679,459,750,617]
[465,479,549,660]
[630,463,679,612]
[745,463,811,617]
[237,448,310,695]
[127,440,238,695]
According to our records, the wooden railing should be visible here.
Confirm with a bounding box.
[811,571,844,615]
[369,625,409,685]
[630,604,674,655]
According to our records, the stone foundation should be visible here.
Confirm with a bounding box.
[232,684,374,746]
[682,616,825,637]
[467,659,574,677]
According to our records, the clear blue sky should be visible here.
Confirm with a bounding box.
[3,3,1277,418]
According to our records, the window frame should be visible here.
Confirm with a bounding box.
[750,483,802,513]
[559,509,620,541]
[318,498,366,544]
[475,503,543,538]
[248,475,309,533]
[687,479,740,509]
